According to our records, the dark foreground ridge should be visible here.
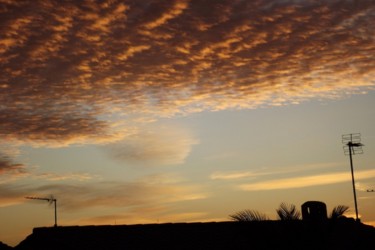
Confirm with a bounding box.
[13,220,375,250]
[0,242,12,250]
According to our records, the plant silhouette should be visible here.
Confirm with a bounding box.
[330,205,349,220]
[276,202,301,220]
[229,209,269,222]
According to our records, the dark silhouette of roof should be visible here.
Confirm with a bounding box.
[14,220,375,250]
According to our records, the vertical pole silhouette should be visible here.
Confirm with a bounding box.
[54,199,57,227]
[348,142,359,221]
[25,196,58,227]
[342,133,363,222]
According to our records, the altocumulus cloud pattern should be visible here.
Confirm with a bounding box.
[0,0,374,162]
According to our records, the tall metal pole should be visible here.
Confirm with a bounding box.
[348,142,359,221]
[54,199,57,227]
[342,133,363,222]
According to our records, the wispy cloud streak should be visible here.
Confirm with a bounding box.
[34,172,94,182]
[0,174,207,210]
[210,162,342,180]
[239,169,375,191]
[210,171,257,180]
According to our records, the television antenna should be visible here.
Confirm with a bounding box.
[342,133,364,222]
[25,195,57,227]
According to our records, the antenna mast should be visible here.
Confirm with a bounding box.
[342,133,364,222]
[25,196,57,227]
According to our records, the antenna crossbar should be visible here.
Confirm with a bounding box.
[25,196,57,227]
[25,196,56,202]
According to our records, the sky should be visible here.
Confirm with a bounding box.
[0,0,374,246]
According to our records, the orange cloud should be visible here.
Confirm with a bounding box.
[210,171,257,180]
[143,0,189,29]
[0,0,373,147]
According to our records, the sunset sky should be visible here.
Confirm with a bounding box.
[1,0,374,246]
